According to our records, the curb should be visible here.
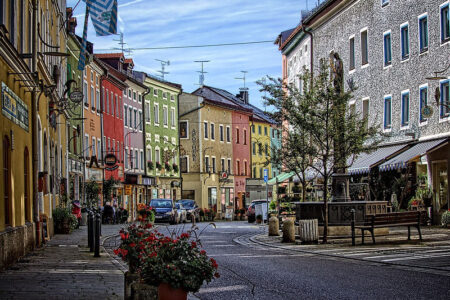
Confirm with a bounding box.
[240,234,450,277]
[102,234,128,274]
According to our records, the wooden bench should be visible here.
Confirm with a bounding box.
[351,211,424,246]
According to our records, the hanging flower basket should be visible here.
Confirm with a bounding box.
[147,161,154,170]
[164,162,172,172]
[156,162,162,170]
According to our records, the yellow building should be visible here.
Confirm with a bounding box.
[0,1,35,269]
[179,91,236,218]
[251,119,272,180]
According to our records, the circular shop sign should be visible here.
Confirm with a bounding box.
[69,90,83,103]
[104,153,118,166]
[421,105,433,118]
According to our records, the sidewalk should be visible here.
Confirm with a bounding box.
[0,224,125,300]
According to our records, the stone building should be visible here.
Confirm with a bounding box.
[278,0,450,221]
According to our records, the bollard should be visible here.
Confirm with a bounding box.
[351,209,356,246]
[268,216,280,236]
[88,211,94,252]
[94,213,101,257]
[282,219,295,243]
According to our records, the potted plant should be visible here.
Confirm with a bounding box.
[53,206,77,234]
[156,161,162,171]
[137,203,155,224]
[147,160,154,170]
[199,208,205,221]
[164,162,172,172]
[442,210,450,228]
[172,163,179,173]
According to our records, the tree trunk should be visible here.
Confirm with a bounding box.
[302,181,307,202]
[322,175,328,244]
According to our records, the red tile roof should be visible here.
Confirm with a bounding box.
[94,53,124,59]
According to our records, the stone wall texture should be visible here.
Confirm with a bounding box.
[0,223,35,270]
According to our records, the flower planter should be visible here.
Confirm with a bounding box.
[158,283,187,300]
[124,271,140,300]
[131,282,158,300]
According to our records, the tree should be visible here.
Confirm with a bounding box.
[103,177,119,204]
[85,181,100,208]
[259,59,382,243]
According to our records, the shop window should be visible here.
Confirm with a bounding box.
[3,136,11,225]
[24,148,30,222]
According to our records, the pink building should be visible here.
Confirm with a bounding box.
[231,111,252,209]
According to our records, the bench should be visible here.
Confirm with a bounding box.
[351,211,424,246]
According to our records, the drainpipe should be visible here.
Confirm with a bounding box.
[100,71,107,204]
[302,24,314,84]
[141,86,150,202]
[31,0,40,246]
[177,89,183,201]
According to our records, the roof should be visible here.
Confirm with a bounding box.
[192,86,247,112]
[348,144,409,175]
[379,139,448,172]
[202,86,276,124]
[275,28,295,47]
[95,52,125,60]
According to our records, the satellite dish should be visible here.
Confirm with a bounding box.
[421,105,433,118]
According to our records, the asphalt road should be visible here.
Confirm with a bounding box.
[168,221,450,300]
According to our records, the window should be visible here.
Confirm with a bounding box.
[226,126,230,142]
[236,128,240,144]
[205,156,209,172]
[124,105,128,125]
[253,167,256,178]
[90,87,95,110]
[146,103,151,123]
[419,15,428,52]
[204,122,208,139]
[243,129,247,145]
[219,125,224,141]
[211,157,216,173]
[361,29,368,65]
[98,139,101,159]
[349,36,355,70]
[9,0,15,46]
[180,121,188,138]
[236,160,240,175]
[383,32,392,66]
[401,92,410,127]
[106,89,109,113]
[244,161,248,176]
[258,143,263,156]
[362,98,369,129]
[420,86,428,123]
[125,148,128,168]
[264,127,268,136]
[96,90,100,111]
[83,82,88,106]
[227,159,231,174]
[133,91,136,101]
[258,125,262,135]
[440,80,450,118]
[153,89,157,97]
[252,125,255,133]
[401,24,409,60]
[147,149,152,163]
[129,107,133,127]
[134,109,137,129]
[107,138,111,152]
[128,89,132,98]
[135,150,138,169]
[141,151,144,170]
[154,103,159,124]
[110,92,114,115]
[139,111,143,130]
[170,95,175,101]
[163,92,167,100]
[3,136,11,225]
[259,168,263,179]
[442,3,450,43]
[170,108,175,128]
[155,148,160,163]
[115,95,118,117]
[384,96,392,129]
[221,158,225,172]
[92,137,96,157]
[252,142,256,155]
[210,123,215,140]
[138,94,142,103]
[180,156,188,173]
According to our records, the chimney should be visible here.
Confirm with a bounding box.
[236,88,249,104]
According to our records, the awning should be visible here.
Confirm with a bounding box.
[379,138,448,171]
[267,171,295,185]
[348,144,409,175]
[293,168,319,182]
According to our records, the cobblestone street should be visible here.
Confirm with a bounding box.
[0,225,125,300]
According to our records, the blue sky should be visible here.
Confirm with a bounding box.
[68,0,307,109]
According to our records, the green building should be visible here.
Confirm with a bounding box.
[66,32,85,202]
[140,73,182,201]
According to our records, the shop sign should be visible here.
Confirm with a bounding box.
[69,89,83,103]
[1,82,29,131]
[104,153,118,171]
[125,185,132,195]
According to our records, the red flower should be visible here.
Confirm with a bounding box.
[210,258,218,269]
[129,243,136,248]
[191,241,197,248]
[214,272,220,278]
[200,250,206,255]
[180,233,190,239]
[113,249,119,255]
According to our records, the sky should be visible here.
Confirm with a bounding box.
[68,0,309,109]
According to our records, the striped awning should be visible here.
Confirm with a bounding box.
[379,138,448,172]
[348,144,409,175]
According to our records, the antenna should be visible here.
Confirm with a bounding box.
[113,32,127,53]
[155,59,170,80]
[194,60,210,86]
[235,71,248,89]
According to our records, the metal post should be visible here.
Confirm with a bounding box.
[88,211,94,252]
[266,182,269,224]
[94,213,101,257]
[351,209,356,246]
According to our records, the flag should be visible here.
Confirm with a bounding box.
[77,5,90,71]
[84,0,118,36]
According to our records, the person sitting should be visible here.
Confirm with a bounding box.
[103,202,114,224]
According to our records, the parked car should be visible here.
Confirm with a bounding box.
[247,199,268,223]
[149,199,177,224]
[175,203,187,223]
[177,199,201,222]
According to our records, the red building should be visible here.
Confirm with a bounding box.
[97,57,128,203]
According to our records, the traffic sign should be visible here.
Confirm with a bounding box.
[263,169,268,183]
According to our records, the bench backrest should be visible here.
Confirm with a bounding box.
[364,211,423,226]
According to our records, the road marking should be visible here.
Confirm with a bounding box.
[382,253,450,262]
[198,285,247,293]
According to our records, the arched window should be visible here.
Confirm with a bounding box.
[24,148,30,222]
[3,136,11,226]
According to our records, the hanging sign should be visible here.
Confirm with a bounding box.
[1,82,29,131]
[104,153,118,171]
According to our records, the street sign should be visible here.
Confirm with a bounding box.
[263,169,268,183]
[125,185,132,195]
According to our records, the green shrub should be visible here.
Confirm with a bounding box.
[441,211,450,227]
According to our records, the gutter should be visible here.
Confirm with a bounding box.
[302,24,314,85]
[179,103,205,118]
